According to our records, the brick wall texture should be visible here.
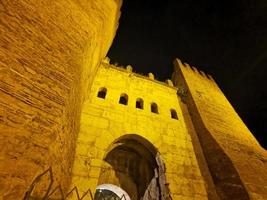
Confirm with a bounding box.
[71,61,210,199]
[172,58,267,200]
[0,0,121,199]
[1,1,267,199]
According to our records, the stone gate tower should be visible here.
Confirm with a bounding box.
[1,1,267,199]
[71,58,207,199]
[70,58,267,200]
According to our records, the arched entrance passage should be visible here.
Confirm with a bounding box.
[97,134,170,200]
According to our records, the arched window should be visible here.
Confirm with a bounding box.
[97,87,107,99]
[119,93,128,105]
[136,98,144,109]
[171,109,178,120]
[151,103,158,114]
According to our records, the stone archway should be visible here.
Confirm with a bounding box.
[97,134,170,200]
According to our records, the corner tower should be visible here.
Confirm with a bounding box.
[172,58,267,200]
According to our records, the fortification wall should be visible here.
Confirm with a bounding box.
[0,1,121,199]
[172,58,267,200]
[71,60,209,199]
[179,100,219,200]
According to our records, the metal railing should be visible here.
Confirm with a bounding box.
[23,167,94,200]
[23,167,171,200]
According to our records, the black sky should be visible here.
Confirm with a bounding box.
[108,0,267,149]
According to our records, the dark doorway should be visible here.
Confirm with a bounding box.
[97,135,170,200]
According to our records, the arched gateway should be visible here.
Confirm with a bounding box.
[96,134,170,200]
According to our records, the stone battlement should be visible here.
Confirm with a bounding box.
[102,57,176,89]
[173,58,217,85]
[2,0,267,199]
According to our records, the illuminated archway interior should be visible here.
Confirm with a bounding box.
[97,135,163,200]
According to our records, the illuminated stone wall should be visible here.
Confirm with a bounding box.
[1,0,266,198]
[0,0,121,199]
[72,59,210,199]
[172,59,267,200]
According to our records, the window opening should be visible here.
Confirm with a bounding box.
[136,98,144,109]
[97,87,107,99]
[151,103,158,114]
[171,109,178,119]
[119,93,128,105]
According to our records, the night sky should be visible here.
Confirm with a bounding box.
[108,0,267,149]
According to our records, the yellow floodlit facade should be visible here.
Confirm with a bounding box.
[0,0,267,199]
[70,58,267,199]
[71,59,207,199]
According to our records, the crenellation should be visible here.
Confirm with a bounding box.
[114,62,119,67]
[207,74,215,82]
[192,66,199,74]
[165,79,174,87]
[1,2,266,198]
[126,65,133,72]
[102,57,110,64]
[102,59,177,90]
[173,58,184,71]
[173,58,218,86]
[184,63,191,69]
[199,70,207,78]
[148,72,155,80]
[184,63,199,74]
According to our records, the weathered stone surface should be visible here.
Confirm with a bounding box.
[1,1,266,199]
[0,0,121,199]
[179,101,219,200]
[172,58,267,200]
[71,61,209,199]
